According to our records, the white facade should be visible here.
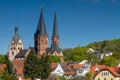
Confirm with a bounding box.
[8,27,24,61]
[51,64,64,76]
[9,38,24,61]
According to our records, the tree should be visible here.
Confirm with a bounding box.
[85,72,92,78]
[72,47,88,62]
[38,53,52,80]
[48,55,61,63]
[0,55,17,80]
[24,50,39,80]
[101,56,119,67]
[0,54,6,64]
[86,53,100,65]
[112,51,120,60]
[63,48,73,62]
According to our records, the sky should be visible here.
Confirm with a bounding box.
[0,0,120,54]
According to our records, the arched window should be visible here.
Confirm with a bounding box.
[12,52,14,56]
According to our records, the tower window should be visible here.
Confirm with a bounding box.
[11,47,13,50]
[41,39,43,42]
[12,52,14,56]
[14,47,16,50]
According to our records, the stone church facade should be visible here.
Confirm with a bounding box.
[8,8,63,61]
[8,26,24,61]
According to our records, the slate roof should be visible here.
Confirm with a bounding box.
[15,49,28,58]
[35,8,47,36]
[12,26,20,44]
[52,12,59,38]
[49,43,61,53]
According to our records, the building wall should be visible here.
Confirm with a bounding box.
[9,39,24,61]
[94,70,120,80]
[34,35,48,56]
[52,64,64,76]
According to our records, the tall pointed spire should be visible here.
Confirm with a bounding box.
[35,8,47,36]
[15,25,18,34]
[12,25,20,44]
[52,11,59,38]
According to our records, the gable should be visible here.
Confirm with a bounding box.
[54,64,64,74]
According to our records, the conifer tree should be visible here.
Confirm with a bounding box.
[24,50,38,80]
[38,53,52,80]
[0,55,17,80]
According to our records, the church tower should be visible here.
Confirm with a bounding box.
[48,12,63,57]
[34,8,48,56]
[51,12,59,46]
[8,26,24,61]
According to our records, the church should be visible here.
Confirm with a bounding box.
[8,8,63,61]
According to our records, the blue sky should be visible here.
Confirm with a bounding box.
[0,0,120,53]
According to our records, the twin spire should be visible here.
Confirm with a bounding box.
[35,8,59,38]
[52,12,59,38]
[35,8,47,36]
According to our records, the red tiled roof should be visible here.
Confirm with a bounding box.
[107,67,120,77]
[64,71,75,75]
[12,60,24,76]
[50,62,57,69]
[12,59,24,68]
[68,63,80,70]
[93,66,120,77]
[16,67,23,75]
[0,64,6,72]
[90,65,106,75]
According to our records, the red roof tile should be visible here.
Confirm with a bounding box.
[90,65,106,75]
[0,64,6,72]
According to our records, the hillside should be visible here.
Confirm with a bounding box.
[86,38,120,52]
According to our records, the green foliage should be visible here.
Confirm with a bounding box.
[38,54,52,80]
[48,55,61,63]
[112,51,120,60]
[58,76,68,80]
[86,53,100,65]
[0,71,16,80]
[85,72,92,78]
[24,50,39,80]
[72,47,88,62]
[24,51,51,80]
[0,54,7,64]
[0,55,17,80]
[63,48,73,62]
[87,38,120,52]
[101,56,119,67]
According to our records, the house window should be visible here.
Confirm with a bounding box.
[111,78,113,80]
[106,72,107,75]
[98,78,100,80]
[101,73,103,76]
[104,78,106,80]
[57,70,60,72]
[104,72,105,76]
